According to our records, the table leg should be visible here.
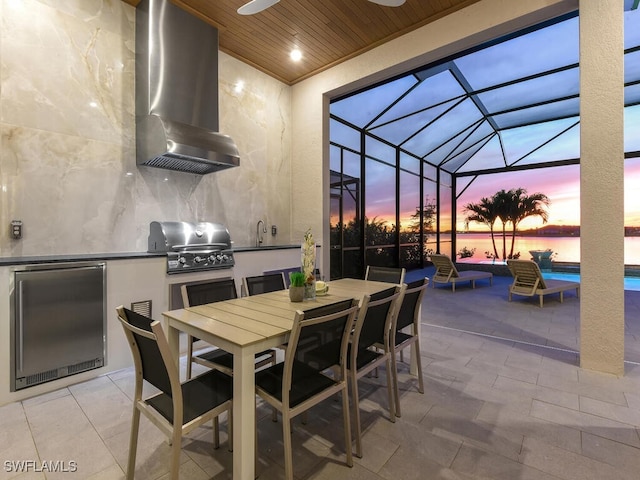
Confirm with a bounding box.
[167,324,180,365]
[233,349,255,480]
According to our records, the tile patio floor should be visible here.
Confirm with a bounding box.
[2,270,640,479]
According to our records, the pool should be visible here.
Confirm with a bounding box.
[544,272,640,291]
[407,266,640,291]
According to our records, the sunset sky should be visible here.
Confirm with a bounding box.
[456,158,640,231]
[355,158,640,233]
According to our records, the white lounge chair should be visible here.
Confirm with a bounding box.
[507,259,580,307]
[430,254,493,292]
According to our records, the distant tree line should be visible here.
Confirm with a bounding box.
[330,196,437,269]
[332,190,549,267]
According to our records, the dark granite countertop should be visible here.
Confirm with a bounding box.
[0,252,165,267]
[232,244,305,252]
[0,245,311,267]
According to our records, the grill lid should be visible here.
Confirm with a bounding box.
[148,221,232,253]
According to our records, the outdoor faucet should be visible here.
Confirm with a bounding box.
[256,220,267,247]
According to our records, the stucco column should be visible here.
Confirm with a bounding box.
[579,0,625,375]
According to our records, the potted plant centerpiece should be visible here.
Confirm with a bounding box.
[289,271,305,302]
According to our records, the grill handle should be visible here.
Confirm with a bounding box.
[171,242,229,251]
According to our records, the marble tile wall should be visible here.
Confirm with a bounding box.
[0,0,292,257]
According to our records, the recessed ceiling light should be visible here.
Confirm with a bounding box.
[290,49,302,62]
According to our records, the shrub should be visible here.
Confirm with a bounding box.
[458,246,476,258]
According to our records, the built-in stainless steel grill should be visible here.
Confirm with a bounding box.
[148,221,235,274]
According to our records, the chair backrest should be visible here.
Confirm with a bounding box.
[365,266,406,284]
[282,299,359,402]
[430,254,459,279]
[181,278,238,307]
[290,299,359,370]
[263,267,301,287]
[116,306,174,396]
[507,259,546,290]
[354,286,403,351]
[395,278,429,332]
[243,272,286,296]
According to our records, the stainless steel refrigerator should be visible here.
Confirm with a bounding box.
[11,262,106,391]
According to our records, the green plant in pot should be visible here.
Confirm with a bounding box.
[289,272,306,302]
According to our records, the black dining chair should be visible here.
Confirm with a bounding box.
[181,279,277,380]
[347,284,404,458]
[255,298,359,480]
[243,272,286,296]
[390,277,429,417]
[116,306,233,480]
[364,265,406,284]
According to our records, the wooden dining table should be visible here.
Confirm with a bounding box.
[162,278,396,480]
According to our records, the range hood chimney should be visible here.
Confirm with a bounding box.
[135,0,240,175]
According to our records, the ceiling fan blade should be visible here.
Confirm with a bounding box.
[368,0,406,6]
[237,0,280,15]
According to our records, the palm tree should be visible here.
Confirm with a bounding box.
[464,188,550,260]
[506,189,550,258]
[491,189,516,260]
[464,197,500,259]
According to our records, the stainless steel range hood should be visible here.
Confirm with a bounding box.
[135,0,239,175]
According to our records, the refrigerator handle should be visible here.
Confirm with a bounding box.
[16,281,24,373]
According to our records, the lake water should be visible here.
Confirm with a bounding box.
[448,233,640,265]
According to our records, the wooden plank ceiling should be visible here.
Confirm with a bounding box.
[122,0,479,85]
